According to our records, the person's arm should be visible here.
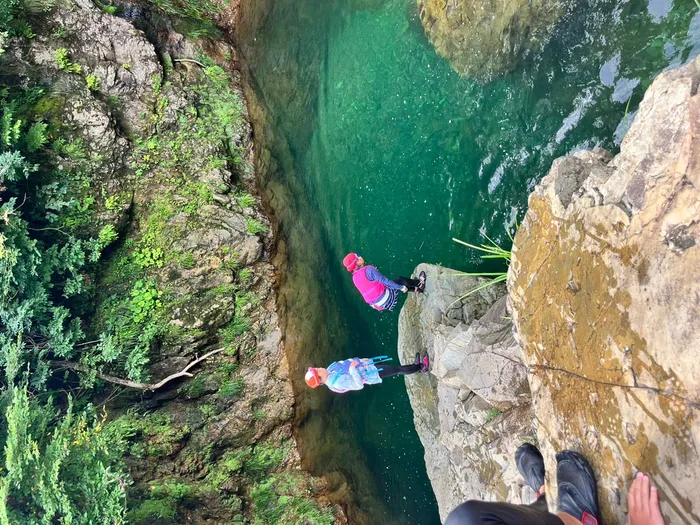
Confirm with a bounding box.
[329,369,364,392]
[365,267,404,291]
[346,366,365,389]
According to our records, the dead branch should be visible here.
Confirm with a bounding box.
[50,348,224,391]
[173,58,207,68]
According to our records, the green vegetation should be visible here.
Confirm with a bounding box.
[86,72,100,91]
[449,234,513,308]
[55,48,81,73]
[485,408,502,424]
[1,0,55,34]
[111,410,189,458]
[0,10,329,524]
[246,216,268,235]
[236,191,256,208]
[219,377,245,397]
[250,473,336,525]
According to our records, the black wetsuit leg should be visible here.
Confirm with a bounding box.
[392,276,421,291]
[445,498,564,525]
[378,364,421,378]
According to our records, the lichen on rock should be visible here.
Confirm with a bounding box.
[508,55,700,524]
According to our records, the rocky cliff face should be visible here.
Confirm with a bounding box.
[508,56,700,523]
[417,0,562,80]
[398,264,535,522]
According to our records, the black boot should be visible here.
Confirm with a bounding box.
[420,352,430,372]
[556,450,602,525]
[515,443,546,500]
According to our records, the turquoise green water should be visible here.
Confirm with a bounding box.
[237,1,700,523]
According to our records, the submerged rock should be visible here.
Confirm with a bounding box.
[508,56,700,523]
[399,264,534,521]
[417,0,562,80]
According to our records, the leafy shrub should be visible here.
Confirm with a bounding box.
[129,280,162,324]
[0,343,128,524]
[133,245,165,268]
[0,0,19,32]
[98,224,119,247]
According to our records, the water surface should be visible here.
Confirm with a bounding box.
[237,1,700,523]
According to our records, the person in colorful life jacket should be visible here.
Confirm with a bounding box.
[305,354,430,393]
[343,253,426,311]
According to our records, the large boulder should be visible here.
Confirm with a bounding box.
[417,0,562,80]
[508,56,700,523]
[399,264,533,521]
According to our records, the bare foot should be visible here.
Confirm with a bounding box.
[628,472,665,525]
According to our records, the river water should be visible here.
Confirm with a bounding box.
[235,1,700,523]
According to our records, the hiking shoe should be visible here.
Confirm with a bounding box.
[413,352,421,366]
[416,271,427,293]
[420,352,430,372]
[556,450,602,525]
[515,443,546,499]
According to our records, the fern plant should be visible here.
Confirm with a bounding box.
[23,121,47,152]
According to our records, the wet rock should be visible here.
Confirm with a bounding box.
[399,264,534,521]
[417,0,563,80]
[509,55,700,524]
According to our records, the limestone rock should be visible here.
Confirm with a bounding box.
[399,264,533,521]
[509,56,700,524]
[417,0,562,80]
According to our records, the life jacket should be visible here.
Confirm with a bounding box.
[352,266,386,305]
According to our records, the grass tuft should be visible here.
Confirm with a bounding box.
[448,234,512,309]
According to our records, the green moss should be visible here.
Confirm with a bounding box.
[205,449,248,489]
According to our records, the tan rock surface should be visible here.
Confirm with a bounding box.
[417,0,562,80]
[508,56,700,524]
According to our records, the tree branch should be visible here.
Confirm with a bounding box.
[50,348,224,391]
[173,58,207,68]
